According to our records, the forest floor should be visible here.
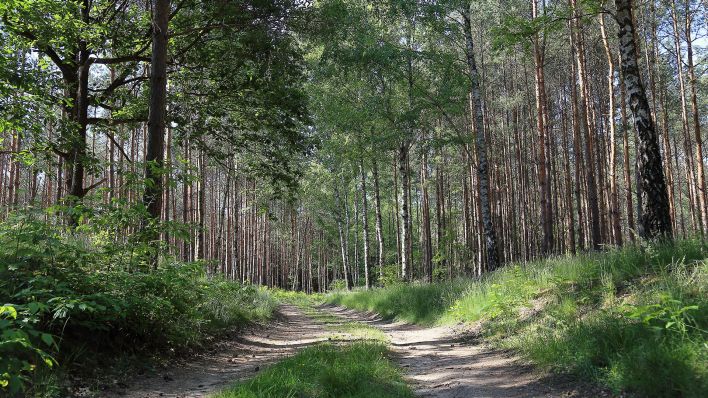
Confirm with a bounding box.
[109,303,602,398]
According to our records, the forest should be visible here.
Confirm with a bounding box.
[0,0,706,397]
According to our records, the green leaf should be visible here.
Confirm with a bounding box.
[0,306,17,319]
[27,302,40,314]
[40,333,54,346]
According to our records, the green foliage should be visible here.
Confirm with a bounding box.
[379,264,403,287]
[0,212,276,395]
[330,279,348,291]
[200,282,277,330]
[271,289,324,310]
[0,305,56,393]
[622,293,702,340]
[213,343,413,398]
[484,266,536,321]
[330,240,708,397]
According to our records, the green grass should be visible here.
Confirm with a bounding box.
[328,280,472,325]
[326,240,708,397]
[275,289,389,342]
[330,321,388,342]
[272,289,326,310]
[213,342,413,398]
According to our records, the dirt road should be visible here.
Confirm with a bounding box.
[112,303,597,398]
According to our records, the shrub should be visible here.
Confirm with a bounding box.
[0,212,276,395]
[0,305,57,393]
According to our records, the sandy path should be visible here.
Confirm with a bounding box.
[319,304,599,398]
[111,303,600,398]
[108,304,331,398]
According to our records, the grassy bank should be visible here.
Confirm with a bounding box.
[327,240,708,397]
[213,342,412,398]
[0,214,277,397]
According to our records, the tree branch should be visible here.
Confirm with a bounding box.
[88,117,146,125]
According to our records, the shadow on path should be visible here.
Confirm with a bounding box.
[106,304,331,398]
[318,304,601,398]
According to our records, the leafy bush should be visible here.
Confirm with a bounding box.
[329,279,348,291]
[0,305,56,393]
[379,264,403,287]
[0,212,276,395]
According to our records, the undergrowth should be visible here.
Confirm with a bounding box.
[0,211,277,397]
[213,342,412,398]
[327,240,708,397]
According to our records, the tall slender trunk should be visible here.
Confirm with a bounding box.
[463,9,499,270]
[615,0,672,239]
[143,0,170,222]
[353,187,359,286]
[435,143,447,272]
[66,0,91,209]
[372,158,384,280]
[684,4,706,234]
[599,14,623,245]
[421,148,433,282]
[532,0,553,254]
[196,151,206,259]
[399,142,411,279]
[561,91,576,254]
[570,0,601,249]
[569,31,586,251]
[393,155,401,271]
[360,160,370,289]
[333,182,350,289]
[670,2,698,233]
[619,65,636,241]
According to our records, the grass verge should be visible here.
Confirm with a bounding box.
[326,240,708,397]
[213,342,413,398]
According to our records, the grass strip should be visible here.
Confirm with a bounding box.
[213,342,413,398]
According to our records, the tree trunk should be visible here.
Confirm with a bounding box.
[333,182,350,289]
[372,158,384,280]
[531,0,553,254]
[670,1,698,233]
[570,0,601,249]
[197,151,206,260]
[360,160,370,289]
[684,3,706,234]
[568,30,586,250]
[399,142,411,279]
[463,9,499,270]
[421,148,433,282]
[599,14,623,245]
[615,0,672,239]
[143,0,170,222]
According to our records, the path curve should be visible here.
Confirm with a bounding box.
[319,304,601,398]
[107,304,330,398]
[111,302,602,398]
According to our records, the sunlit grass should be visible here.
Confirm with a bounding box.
[212,342,413,398]
[326,239,708,397]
